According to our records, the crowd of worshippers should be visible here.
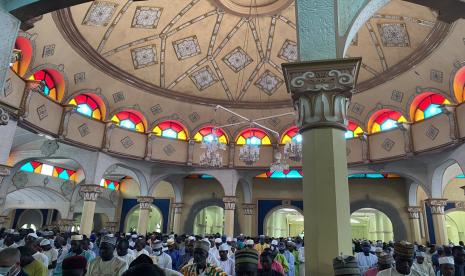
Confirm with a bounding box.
[0,228,306,276]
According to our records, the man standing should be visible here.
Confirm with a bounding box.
[178,237,195,269]
[151,240,172,270]
[87,235,128,276]
[235,248,259,276]
[54,236,68,265]
[365,253,393,276]
[134,239,149,258]
[377,241,422,276]
[439,257,455,276]
[180,240,226,276]
[454,248,465,276]
[53,235,94,276]
[166,239,180,270]
[332,255,360,276]
[254,235,269,255]
[18,246,48,276]
[258,250,284,276]
[210,238,222,260]
[271,241,289,274]
[115,239,135,266]
[412,251,435,276]
[218,244,234,276]
[25,234,48,268]
[1,234,18,250]
[280,242,295,276]
[40,239,58,276]
[0,247,27,276]
[355,241,378,275]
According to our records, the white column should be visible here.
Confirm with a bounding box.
[427,199,448,245]
[407,207,422,243]
[172,203,184,234]
[223,196,236,237]
[79,185,102,236]
[137,196,153,235]
[242,203,255,236]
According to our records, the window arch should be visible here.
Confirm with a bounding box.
[369,110,407,133]
[345,121,364,139]
[194,126,228,144]
[111,111,145,132]
[28,70,58,100]
[69,94,103,120]
[281,126,302,144]
[236,128,271,145]
[152,120,188,140]
[453,67,465,103]
[411,93,450,122]
[11,36,32,77]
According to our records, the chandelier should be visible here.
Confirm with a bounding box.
[199,133,226,168]
[239,144,260,165]
[284,140,302,162]
[270,152,289,173]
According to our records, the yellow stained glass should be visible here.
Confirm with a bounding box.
[69,99,77,105]
[136,123,145,133]
[52,169,58,178]
[255,173,268,178]
[372,124,381,133]
[398,116,407,123]
[281,135,292,144]
[153,126,162,136]
[34,165,42,174]
[445,99,451,104]
[111,115,120,123]
[11,61,19,74]
[194,133,203,142]
[262,136,271,145]
[353,127,364,137]
[237,136,246,145]
[415,110,424,121]
[92,110,102,120]
[218,136,227,144]
[178,131,187,140]
[28,75,34,80]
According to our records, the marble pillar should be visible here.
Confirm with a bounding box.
[242,203,255,236]
[137,196,153,235]
[79,185,102,236]
[407,206,422,243]
[223,196,236,237]
[376,212,384,241]
[172,203,184,234]
[427,199,448,245]
[282,58,362,275]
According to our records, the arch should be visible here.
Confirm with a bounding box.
[27,68,65,102]
[409,92,451,122]
[263,205,304,238]
[280,126,301,144]
[408,183,419,207]
[431,160,461,198]
[453,66,465,103]
[123,203,163,233]
[368,109,407,134]
[111,110,147,133]
[346,120,364,139]
[238,178,253,204]
[16,209,44,231]
[236,128,272,145]
[193,206,224,236]
[65,89,110,120]
[68,93,105,120]
[350,199,408,241]
[445,210,465,244]
[11,36,33,77]
[350,208,394,242]
[152,120,188,141]
[194,125,228,144]
[100,163,149,196]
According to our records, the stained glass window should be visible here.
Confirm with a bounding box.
[153,121,187,140]
[345,121,364,139]
[414,94,450,121]
[348,173,400,179]
[194,126,228,144]
[28,70,57,100]
[255,170,303,179]
[281,127,302,144]
[236,128,271,145]
[370,110,407,133]
[456,174,465,179]
[111,111,145,132]
[185,174,214,179]
[99,179,120,191]
[69,94,102,120]
[20,161,76,181]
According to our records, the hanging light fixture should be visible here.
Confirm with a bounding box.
[270,151,289,173]
[284,139,302,162]
[239,143,260,165]
[199,129,226,168]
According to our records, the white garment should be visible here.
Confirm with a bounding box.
[152,252,172,270]
[115,253,135,267]
[298,247,305,276]
[377,267,423,276]
[134,249,149,258]
[33,251,49,267]
[0,243,18,250]
[355,252,378,275]
[412,261,435,276]
[209,247,220,260]
[56,247,68,264]
[187,253,221,267]
[87,257,128,276]
[219,258,235,276]
[43,248,58,276]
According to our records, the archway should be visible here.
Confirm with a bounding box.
[264,207,304,238]
[193,206,224,236]
[73,213,109,233]
[445,210,465,244]
[351,208,394,242]
[16,209,43,231]
[124,205,163,233]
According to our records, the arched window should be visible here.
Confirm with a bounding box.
[20,161,76,181]
[281,127,302,144]
[100,179,120,191]
[11,37,32,77]
[370,110,407,133]
[453,67,465,103]
[28,70,58,100]
[255,169,303,179]
[69,94,102,120]
[111,111,145,132]
[152,120,187,140]
[194,126,228,144]
[412,93,450,121]
[345,121,364,139]
[236,128,271,145]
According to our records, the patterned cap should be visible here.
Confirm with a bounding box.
[235,248,259,265]
[333,255,360,276]
[378,253,394,265]
[194,240,210,253]
[100,234,117,246]
[394,241,414,258]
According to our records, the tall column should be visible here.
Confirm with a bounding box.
[136,196,153,235]
[376,212,384,241]
[172,203,184,234]
[79,185,102,236]
[223,196,236,237]
[282,58,361,275]
[427,199,448,245]
[407,206,422,243]
[242,203,255,236]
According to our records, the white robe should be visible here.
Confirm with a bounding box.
[32,251,49,267]
[355,252,378,275]
[152,252,172,270]
[219,258,235,276]
[377,267,423,276]
[412,262,435,276]
[116,253,135,267]
[134,249,150,258]
[87,257,128,276]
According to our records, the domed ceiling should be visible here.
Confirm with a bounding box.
[55,0,442,107]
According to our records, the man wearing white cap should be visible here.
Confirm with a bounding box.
[210,238,222,260]
[53,234,94,276]
[218,243,235,276]
[26,233,49,269]
[412,251,435,276]
[88,235,128,276]
[115,239,135,266]
[438,256,455,276]
[40,239,58,276]
[152,240,173,270]
[246,239,254,249]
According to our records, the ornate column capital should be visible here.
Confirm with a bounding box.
[426,199,448,214]
[407,206,422,219]
[55,218,75,232]
[0,107,10,126]
[172,202,184,214]
[79,185,102,201]
[137,196,154,210]
[223,196,237,210]
[242,203,255,215]
[281,58,361,131]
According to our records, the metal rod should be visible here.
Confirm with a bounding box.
[252,112,295,122]
[215,121,249,129]
[252,121,279,136]
[215,105,251,122]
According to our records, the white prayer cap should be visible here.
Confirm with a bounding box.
[202,238,211,246]
[27,233,38,239]
[39,239,51,246]
[71,235,83,241]
[131,234,138,238]
[153,241,163,249]
[188,236,196,241]
[226,237,233,242]
[416,252,426,257]
[439,256,454,265]
[259,235,265,238]
[246,239,254,245]
[169,234,174,239]
[125,232,131,236]
[271,240,278,246]
[167,238,175,245]
[233,238,237,242]
[215,238,222,244]
[219,243,229,251]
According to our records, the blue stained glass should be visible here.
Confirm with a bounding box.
[58,171,69,180]
[204,134,215,142]
[348,174,365,178]
[345,131,354,139]
[163,129,178,139]
[201,175,214,179]
[457,174,465,179]
[247,136,261,145]
[120,119,136,129]
[20,162,34,172]
[108,182,116,190]
[286,170,302,178]
[271,171,286,178]
[77,104,93,117]
[366,174,384,178]
[424,104,442,119]
[293,134,303,143]
[43,86,50,95]
[380,119,398,131]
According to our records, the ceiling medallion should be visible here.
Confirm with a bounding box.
[213,0,293,16]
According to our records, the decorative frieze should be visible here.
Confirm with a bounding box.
[242,203,255,215]
[79,185,102,201]
[407,206,421,219]
[427,199,447,214]
[172,203,184,214]
[137,196,154,210]
[223,196,237,210]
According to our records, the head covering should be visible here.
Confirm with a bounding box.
[201,238,211,247]
[27,233,38,239]
[167,239,175,246]
[62,256,87,270]
[259,235,265,238]
[194,240,210,253]
[333,255,361,276]
[375,247,383,253]
[278,242,286,250]
[271,240,278,246]
[153,241,163,249]
[233,238,237,242]
[39,239,51,246]
[378,253,394,265]
[288,241,296,247]
[235,248,259,265]
[188,236,196,241]
[416,251,426,258]
[70,235,83,241]
[246,239,254,245]
[361,241,370,247]
[214,238,222,244]
[219,243,229,251]
[226,237,233,242]
[100,234,117,246]
[131,234,138,238]
[125,232,131,236]
[439,256,455,265]
[394,241,414,259]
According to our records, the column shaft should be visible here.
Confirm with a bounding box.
[242,204,255,236]
[223,196,236,237]
[172,203,183,234]
[80,200,96,236]
[407,207,422,243]
[138,208,149,234]
[376,212,384,241]
[427,199,448,245]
